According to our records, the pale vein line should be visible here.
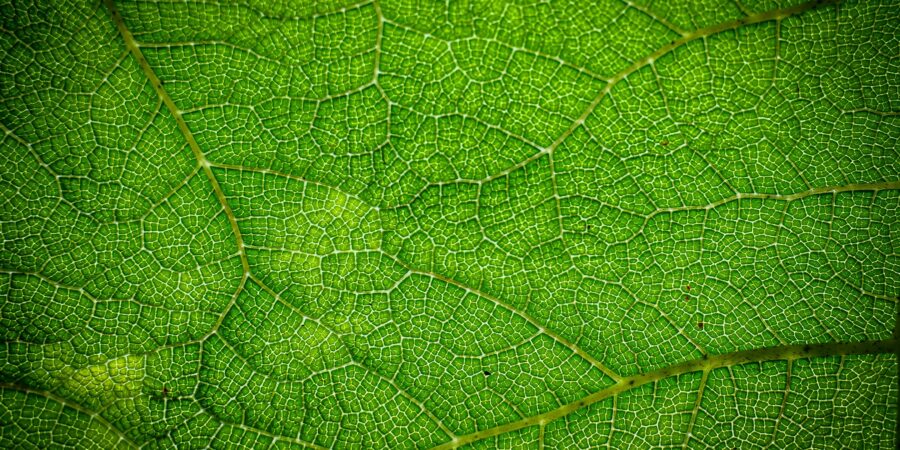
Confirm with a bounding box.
[135,0,375,22]
[103,0,250,275]
[624,180,900,243]
[681,369,709,448]
[247,274,457,439]
[382,251,623,382]
[379,16,609,82]
[544,0,842,157]
[0,382,140,449]
[206,162,376,210]
[372,0,384,81]
[94,1,896,448]
[620,0,689,37]
[430,338,897,449]
[764,358,792,448]
[388,0,845,212]
[733,0,753,17]
[103,2,369,446]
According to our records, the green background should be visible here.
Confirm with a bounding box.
[1,0,898,448]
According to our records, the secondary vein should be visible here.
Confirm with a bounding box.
[103,0,250,276]
[431,337,898,450]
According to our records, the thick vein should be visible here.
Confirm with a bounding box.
[103,2,406,445]
[681,369,709,448]
[101,3,457,435]
[247,273,457,439]
[103,0,249,276]
[545,0,841,155]
[148,0,376,22]
[430,338,898,450]
[200,161,620,380]
[94,0,898,448]
[206,162,376,209]
[386,0,844,212]
[382,252,622,381]
[622,180,900,244]
[372,0,384,81]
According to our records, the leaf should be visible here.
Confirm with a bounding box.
[1,0,898,448]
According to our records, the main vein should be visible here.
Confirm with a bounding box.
[544,0,841,155]
[430,338,898,450]
[102,0,249,276]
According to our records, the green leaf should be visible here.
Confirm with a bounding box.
[1,0,898,448]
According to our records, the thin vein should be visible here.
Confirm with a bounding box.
[0,382,141,449]
[382,251,623,382]
[545,0,842,157]
[103,0,250,275]
[430,338,897,449]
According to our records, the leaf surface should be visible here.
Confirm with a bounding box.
[1,0,898,448]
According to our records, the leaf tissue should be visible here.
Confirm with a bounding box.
[1,0,898,448]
